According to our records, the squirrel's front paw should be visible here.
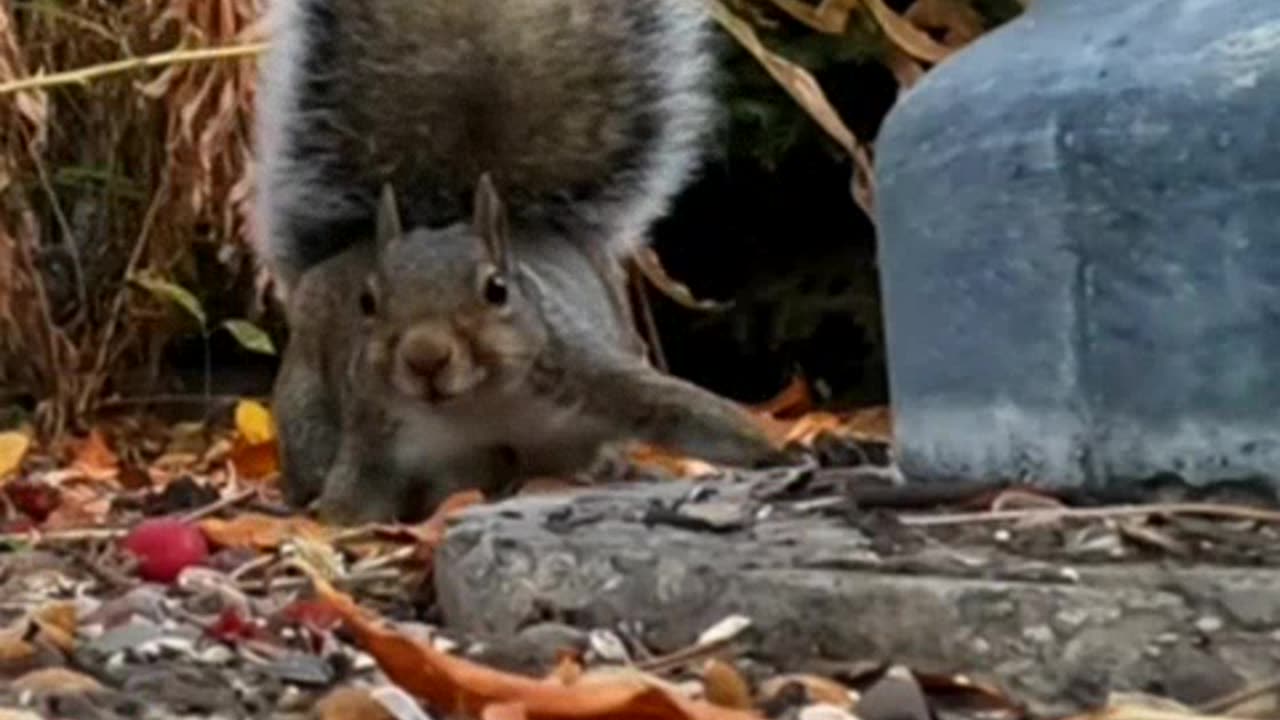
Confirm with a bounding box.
[751,443,813,470]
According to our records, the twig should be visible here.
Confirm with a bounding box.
[899,502,1280,528]
[97,393,248,410]
[0,527,127,546]
[78,176,168,418]
[0,42,268,95]
[238,568,403,594]
[636,634,740,674]
[630,264,669,373]
[1197,674,1280,714]
[180,487,258,523]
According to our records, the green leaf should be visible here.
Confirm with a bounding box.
[220,319,277,356]
[129,273,207,328]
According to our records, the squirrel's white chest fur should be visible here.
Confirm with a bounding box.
[387,389,608,475]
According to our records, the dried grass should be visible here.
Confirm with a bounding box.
[0,0,263,435]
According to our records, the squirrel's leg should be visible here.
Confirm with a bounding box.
[313,401,412,525]
[567,359,794,469]
[273,344,341,509]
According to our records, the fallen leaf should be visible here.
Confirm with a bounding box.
[633,248,730,312]
[861,0,953,63]
[199,512,332,551]
[230,400,280,480]
[70,429,119,482]
[234,399,276,444]
[904,0,985,47]
[10,667,104,694]
[31,601,78,653]
[228,437,280,480]
[308,574,764,720]
[703,659,753,710]
[0,430,31,481]
[751,377,814,419]
[0,601,77,672]
[392,489,486,549]
[627,443,717,479]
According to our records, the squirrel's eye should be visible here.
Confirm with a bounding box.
[482,273,509,306]
[359,280,378,317]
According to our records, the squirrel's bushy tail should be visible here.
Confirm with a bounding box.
[253,0,718,294]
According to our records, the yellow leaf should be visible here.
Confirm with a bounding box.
[234,399,276,444]
[0,431,30,481]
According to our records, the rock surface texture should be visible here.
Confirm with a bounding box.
[874,0,1280,490]
[435,475,1280,717]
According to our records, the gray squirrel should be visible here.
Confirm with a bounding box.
[254,0,792,523]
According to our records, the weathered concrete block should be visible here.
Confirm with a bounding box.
[434,478,1280,716]
[874,0,1280,489]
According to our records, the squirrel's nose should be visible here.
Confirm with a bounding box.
[398,327,454,381]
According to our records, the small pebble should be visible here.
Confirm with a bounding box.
[1195,615,1224,634]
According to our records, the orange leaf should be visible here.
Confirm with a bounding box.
[228,436,281,481]
[626,444,717,479]
[391,489,486,549]
[310,576,765,720]
[750,376,813,419]
[70,429,118,482]
[199,512,332,551]
[702,659,753,710]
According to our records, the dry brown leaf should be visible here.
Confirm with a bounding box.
[703,659,754,710]
[765,0,858,34]
[314,686,398,720]
[0,429,30,481]
[0,710,44,720]
[310,575,765,720]
[31,601,77,652]
[627,443,718,479]
[707,0,874,217]
[633,248,730,312]
[904,0,985,47]
[10,667,104,695]
[751,376,814,419]
[861,0,953,63]
[0,601,77,672]
[881,46,927,90]
[199,512,332,551]
[383,489,487,550]
[228,436,280,481]
[70,429,119,482]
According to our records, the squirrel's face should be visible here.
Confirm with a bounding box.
[359,177,546,406]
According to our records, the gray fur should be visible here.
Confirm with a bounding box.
[253,0,718,297]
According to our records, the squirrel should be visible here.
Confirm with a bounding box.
[255,0,795,523]
[274,179,790,524]
[253,0,717,298]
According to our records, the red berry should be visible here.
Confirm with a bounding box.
[122,517,209,583]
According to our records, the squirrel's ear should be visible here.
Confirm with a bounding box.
[472,173,510,268]
[375,184,402,250]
